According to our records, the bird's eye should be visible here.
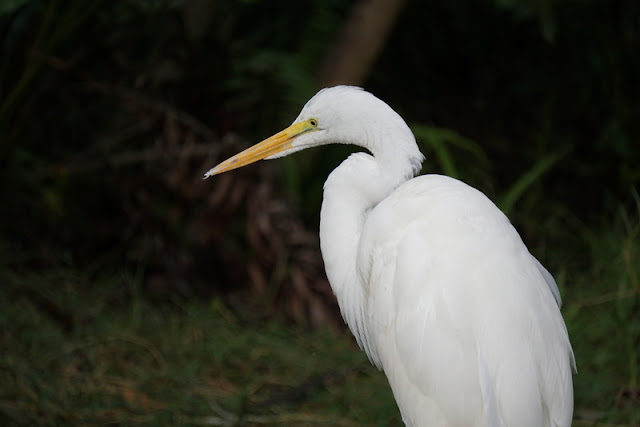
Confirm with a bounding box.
[309,118,318,127]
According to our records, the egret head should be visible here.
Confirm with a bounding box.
[204,86,420,178]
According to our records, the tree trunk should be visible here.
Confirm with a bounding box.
[318,0,407,87]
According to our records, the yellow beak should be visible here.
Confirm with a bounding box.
[204,119,318,178]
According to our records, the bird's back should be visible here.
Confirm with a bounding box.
[358,174,574,427]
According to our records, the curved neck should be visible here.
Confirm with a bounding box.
[319,146,420,367]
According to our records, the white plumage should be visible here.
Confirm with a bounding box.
[205,86,574,426]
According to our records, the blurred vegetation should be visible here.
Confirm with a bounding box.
[0,0,638,425]
[0,269,400,425]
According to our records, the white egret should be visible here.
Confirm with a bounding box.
[204,86,574,427]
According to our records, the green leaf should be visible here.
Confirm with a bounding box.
[411,124,488,179]
[499,149,566,215]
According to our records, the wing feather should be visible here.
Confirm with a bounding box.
[359,175,573,427]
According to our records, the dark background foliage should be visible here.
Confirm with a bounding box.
[1,0,638,279]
